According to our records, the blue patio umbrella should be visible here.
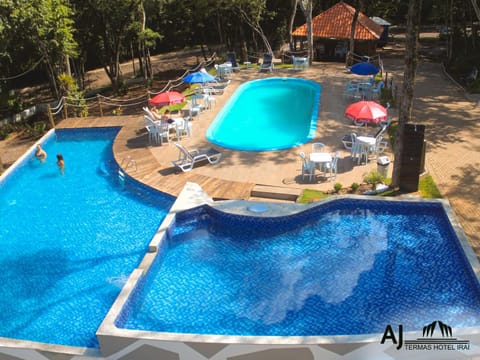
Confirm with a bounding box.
[183,71,215,84]
[350,62,379,76]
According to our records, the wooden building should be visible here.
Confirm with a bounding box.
[292,1,384,61]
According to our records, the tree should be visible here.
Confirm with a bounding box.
[233,0,273,54]
[0,0,77,98]
[289,0,299,51]
[86,0,141,92]
[298,0,314,63]
[391,0,423,188]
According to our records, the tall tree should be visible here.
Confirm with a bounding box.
[391,0,423,188]
[349,0,360,59]
[1,0,77,97]
[298,0,314,63]
[289,0,299,51]
[234,0,273,54]
[86,0,140,92]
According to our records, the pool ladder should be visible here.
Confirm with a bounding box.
[118,156,137,184]
[120,156,137,172]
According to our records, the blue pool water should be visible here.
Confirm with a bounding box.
[206,78,321,151]
[0,128,174,348]
[118,199,480,336]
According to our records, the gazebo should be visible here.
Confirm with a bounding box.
[292,1,384,61]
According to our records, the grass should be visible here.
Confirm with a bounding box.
[297,189,329,204]
[297,174,441,202]
[418,174,442,198]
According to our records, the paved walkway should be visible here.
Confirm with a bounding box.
[411,60,480,256]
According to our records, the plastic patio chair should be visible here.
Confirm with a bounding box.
[299,151,315,182]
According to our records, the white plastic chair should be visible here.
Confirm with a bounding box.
[344,81,358,100]
[156,120,171,145]
[299,152,315,182]
[145,118,159,145]
[324,151,340,180]
[369,81,385,100]
[175,116,192,140]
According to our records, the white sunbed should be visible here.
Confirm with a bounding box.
[171,143,222,172]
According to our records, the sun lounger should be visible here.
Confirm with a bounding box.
[259,53,274,72]
[171,143,222,172]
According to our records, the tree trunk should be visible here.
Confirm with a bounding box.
[289,0,299,51]
[349,0,360,57]
[299,0,314,64]
[391,0,422,188]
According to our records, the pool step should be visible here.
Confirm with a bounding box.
[250,185,302,202]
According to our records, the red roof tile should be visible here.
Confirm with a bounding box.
[292,1,384,41]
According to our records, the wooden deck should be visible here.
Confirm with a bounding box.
[56,115,255,200]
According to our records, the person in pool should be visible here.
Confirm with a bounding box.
[56,153,65,174]
[35,144,47,162]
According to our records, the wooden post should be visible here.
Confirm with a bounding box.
[62,97,68,120]
[98,95,103,117]
[47,105,55,129]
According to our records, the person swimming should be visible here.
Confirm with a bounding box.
[56,153,65,174]
[35,144,47,162]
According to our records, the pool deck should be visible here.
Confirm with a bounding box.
[56,58,480,261]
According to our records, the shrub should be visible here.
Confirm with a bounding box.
[58,73,88,117]
[333,183,342,193]
[351,182,360,191]
[363,170,383,189]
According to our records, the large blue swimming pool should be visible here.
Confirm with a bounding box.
[0,128,174,348]
[206,77,320,151]
[118,199,480,336]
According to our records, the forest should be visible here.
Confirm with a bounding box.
[0,0,479,113]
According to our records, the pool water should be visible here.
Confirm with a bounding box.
[0,128,174,348]
[118,200,480,336]
[206,78,320,151]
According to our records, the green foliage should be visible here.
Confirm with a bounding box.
[333,182,342,193]
[24,121,47,138]
[351,182,360,191]
[363,170,383,188]
[297,189,329,204]
[0,123,21,140]
[58,73,88,117]
[380,87,394,107]
[1,92,24,114]
[419,174,442,198]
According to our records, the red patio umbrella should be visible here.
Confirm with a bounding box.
[345,100,388,126]
[148,91,186,107]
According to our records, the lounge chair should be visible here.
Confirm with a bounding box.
[259,53,274,72]
[226,52,240,71]
[171,143,222,172]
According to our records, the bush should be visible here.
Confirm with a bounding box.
[363,170,383,189]
[351,182,360,191]
[333,183,342,193]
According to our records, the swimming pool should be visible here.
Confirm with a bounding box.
[117,198,480,337]
[206,77,320,151]
[0,128,174,348]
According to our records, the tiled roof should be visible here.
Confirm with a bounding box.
[292,1,384,41]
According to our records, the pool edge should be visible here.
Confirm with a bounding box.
[96,183,480,359]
